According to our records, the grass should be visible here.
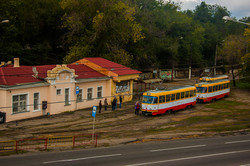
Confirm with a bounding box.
[205,100,246,109]
[182,116,220,124]
[231,79,250,89]
[206,123,250,132]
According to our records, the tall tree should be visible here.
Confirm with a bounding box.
[0,0,65,65]
[61,0,144,66]
[218,35,247,86]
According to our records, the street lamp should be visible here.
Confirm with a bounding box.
[0,20,9,24]
[223,16,250,26]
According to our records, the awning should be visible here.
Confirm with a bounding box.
[142,79,162,84]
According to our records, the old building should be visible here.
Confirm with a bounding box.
[0,58,141,122]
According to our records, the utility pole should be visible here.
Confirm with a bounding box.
[214,44,217,76]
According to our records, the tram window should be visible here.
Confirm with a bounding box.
[166,95,170,102]
[208,86,212,92]
[185,91,189,98]
[153,97,158,104]
[190,90,194,97]
[171,94,175,101]
[176,93,180,100]
[213,86,216,91]
[220,84,223,89]
[194,90,196,96]
[181,92,185,99]
[159,96,165,103]
[224,84,227,89]
[216,85,220,90]
[227,83,229,88]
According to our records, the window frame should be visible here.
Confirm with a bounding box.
[181,92,185,99]
[176,93,180,100]
[56,89,62,95]
[77,88,83,102]
[87,87,94,100]
[159,96,165,103]
[65,88,70,106]
[12,93,29,114]
[171,94,175,101]
[166,95,171,102]
[97,86,103,99]
[33,92,40,112]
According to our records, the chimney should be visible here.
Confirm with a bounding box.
[14,58,20,67]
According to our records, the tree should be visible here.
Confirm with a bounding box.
[218,35,248,86]
[0,0,65,65]
[61,0,144,66]
[240,28,250,79]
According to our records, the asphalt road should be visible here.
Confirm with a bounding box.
[1,134,250,166]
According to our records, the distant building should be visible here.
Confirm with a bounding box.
[0,58,141,122]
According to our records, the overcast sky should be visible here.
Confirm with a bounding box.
[168,0,250,19]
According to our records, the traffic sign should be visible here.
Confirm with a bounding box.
[76,86,79,94]
[92,106,97,117]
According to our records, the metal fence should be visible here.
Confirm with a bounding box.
[0,134,97,154]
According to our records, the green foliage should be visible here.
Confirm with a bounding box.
[205,100,246,109]
[218,35,247,65]
[0,0,65,65]
[61,0,144,64]
[0,0,247,70]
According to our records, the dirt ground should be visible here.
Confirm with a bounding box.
[0,79,250,148]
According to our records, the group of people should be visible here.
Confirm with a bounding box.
[98,96,141,115]
[98,96,123,113]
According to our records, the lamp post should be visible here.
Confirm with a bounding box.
[0,20,9,24]
[223,16,250,26]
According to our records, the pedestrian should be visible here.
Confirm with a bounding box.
[119,95,122,108]
[135,101,140,115]
[113,96,117,110]
[104,98,108,111]
[112,97,115,111]
[99,100,102,113]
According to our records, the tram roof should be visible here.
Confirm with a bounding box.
[196,79,230,86]
[200,75,228,81]
[145,85,195,94]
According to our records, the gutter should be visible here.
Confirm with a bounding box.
[0,82,50,90]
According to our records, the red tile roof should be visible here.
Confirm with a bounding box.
[84,57,142,76]
[0,66,42,86]
[0,64,106,86]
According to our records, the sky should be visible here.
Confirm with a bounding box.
[168,0,250,19]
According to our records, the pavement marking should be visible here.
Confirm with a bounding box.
[225,140,250,144]
[150,144,206,152]
[126,149,250,166]
[240,164,250,166]
[43,153,122,164]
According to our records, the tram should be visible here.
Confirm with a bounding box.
[141,85,196,116]
[195,79,230,102]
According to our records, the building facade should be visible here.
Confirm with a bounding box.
[0,58,141,122]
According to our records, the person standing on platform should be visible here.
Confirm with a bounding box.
[104,98,108,111]
[99,100,102,113]
[135,101,140,115]
[119,95,123,108]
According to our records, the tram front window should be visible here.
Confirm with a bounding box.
[196,87,207,93]
[142,96,158,104]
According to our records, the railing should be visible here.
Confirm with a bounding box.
[0,134,97,155]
